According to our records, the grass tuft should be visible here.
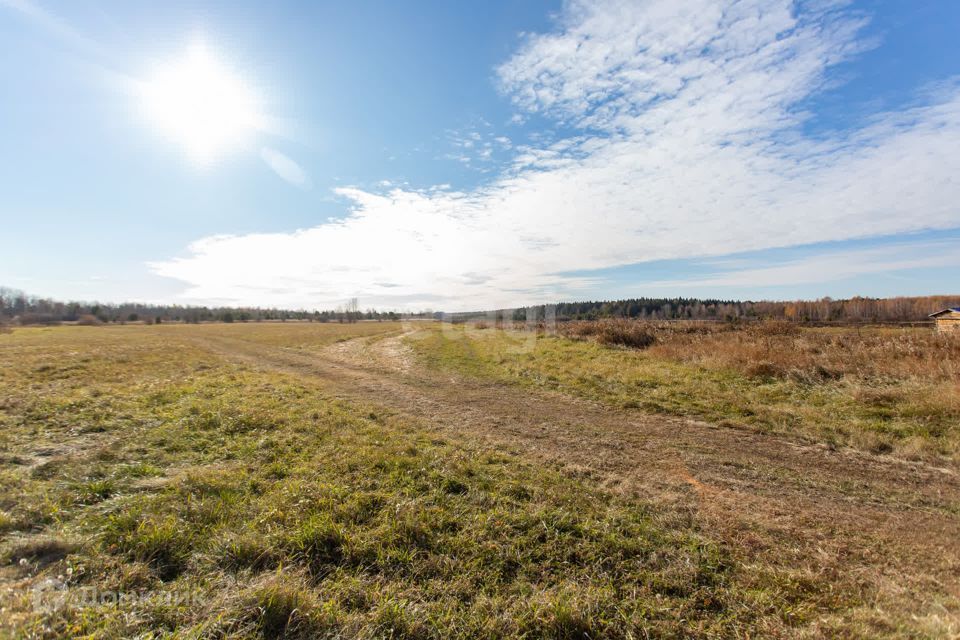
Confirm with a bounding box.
[102,513,194,581]
[245,573,328,639]
[285,514,347,573]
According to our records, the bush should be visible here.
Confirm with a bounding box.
[76,314,103,326]
[749,319,802,337]
[562,319,657,350]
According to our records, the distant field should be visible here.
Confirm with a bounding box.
[411,321,960,461]
[1,323,958,638]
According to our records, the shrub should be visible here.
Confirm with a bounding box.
[562,319,657,349]
[749,319,802,337]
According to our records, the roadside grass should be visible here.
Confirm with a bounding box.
[408,323,960,461]
[0,324,872,637]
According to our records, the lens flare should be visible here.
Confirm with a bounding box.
[139,42,263,165]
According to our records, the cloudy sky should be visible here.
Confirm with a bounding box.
[2,0,958,311]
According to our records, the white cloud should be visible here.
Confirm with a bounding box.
[260,147,310,188]
[444,126,505,167]
[152,0,960,310]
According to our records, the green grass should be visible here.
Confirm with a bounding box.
[407,325,960,460]
[0,324,913,637]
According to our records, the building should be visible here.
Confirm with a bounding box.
[928,307,960,333]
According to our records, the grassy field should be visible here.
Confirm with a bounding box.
[1,322,958,638]
[410,321,960,461]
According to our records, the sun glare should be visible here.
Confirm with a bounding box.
[139,42,263,165]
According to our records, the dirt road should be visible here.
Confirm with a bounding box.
[191,329,960,633]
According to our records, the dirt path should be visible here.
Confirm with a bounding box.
[190,330,960,632]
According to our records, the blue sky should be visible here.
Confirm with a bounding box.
[1,0,958,311]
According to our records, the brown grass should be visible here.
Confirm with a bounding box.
[558,319,960,383]
[561,319,657,349]
[649,320,960,383]
[415,320,960,459]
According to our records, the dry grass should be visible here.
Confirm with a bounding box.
[644,320,960,383]
[1,323,877,638]
[561,319,657,349]
[412,321,960,460]
[561,319,960,387]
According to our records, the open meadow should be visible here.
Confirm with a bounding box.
[416,320,960,460]
[1,321,958,638]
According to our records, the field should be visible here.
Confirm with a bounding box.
[417,320,960,460]
[1,321,958,638]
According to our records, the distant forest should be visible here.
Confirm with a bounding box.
[449,295,960,324]
[0,288,410,325]
[1,287,957,326]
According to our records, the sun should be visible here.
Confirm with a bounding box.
[139,42,264,165]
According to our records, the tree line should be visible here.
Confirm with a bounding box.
[449,295,960,324]
[3,286,956,327]
[0,288,419,325]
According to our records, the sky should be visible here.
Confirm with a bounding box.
[1,0,958,312]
